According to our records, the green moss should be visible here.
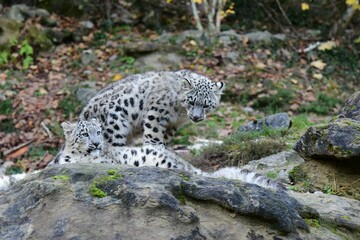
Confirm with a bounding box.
[88,171,122,198]
[340,215,351,220]
[89,184,107,198]
[173,184,187,205]
[107,169,116,175]
[179,173,190,181]
[52,175,70,181]
[266,171,279,179]
[289,166,308,183]
[305,219,321,228]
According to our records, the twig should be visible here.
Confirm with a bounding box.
[41,121,53,139]
[4,139,35,156]
[274,0,300,38]
[299,41,321,53]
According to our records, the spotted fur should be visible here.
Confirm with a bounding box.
[79,70,225,151]
[50,119,285,191]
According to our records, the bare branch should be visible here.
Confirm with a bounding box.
[189,0,204,31]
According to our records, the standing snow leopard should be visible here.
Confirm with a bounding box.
[50,119,286,191]
[80,70,225,151]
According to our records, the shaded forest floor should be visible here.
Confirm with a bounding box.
[0,14,359,174]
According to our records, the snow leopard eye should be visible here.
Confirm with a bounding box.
[204,104,210,109]
[97,131,101,135]
[188,101,195,106]
[82,133,89,137]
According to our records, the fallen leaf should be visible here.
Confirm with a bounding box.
[313,73,323,80]
[255,62,266,69]
[301,3,310,11]
[290,79,298,84]
[113,73,124,81]
[5,146,30,160]
[310,60,326,70]
[318,41,336,51]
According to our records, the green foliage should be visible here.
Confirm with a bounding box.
[299,93,342,115]
[0,40,34,69]
[0,99,13,115]
[0,51,9,65]
[253,88,295,113]
[323,185,336,195]
[118,56,135,71]
[0,119,16,133]
[59,89,82,118]
[5,165,24,175]
[266,171,279,179]
[194,130,287,169]
[27,145,58,158]
[93,30,107,46]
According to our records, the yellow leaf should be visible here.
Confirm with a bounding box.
[113,74,123,81]
[189,40,197,46]
[255,62,266,69]
[194,0,203,4]
[318,41,336,51]
[313,73,323,80]
[310,60,326,70]
[301,3,310,11]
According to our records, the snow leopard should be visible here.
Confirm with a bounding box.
[79,70,225,151]
[50,119,285,191]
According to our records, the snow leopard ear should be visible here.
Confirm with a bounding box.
[181,77,194,91]
[61,121,76,136]
[212,82,225,94]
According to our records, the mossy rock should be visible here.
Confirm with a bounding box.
[0,17,23,47]
[339,91,360,121]
[294,118,360,161]
[27,26,53,50]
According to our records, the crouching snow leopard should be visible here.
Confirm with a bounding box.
[50,119,285,191]
[80,70,225,151]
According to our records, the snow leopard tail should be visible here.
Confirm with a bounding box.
[201,167,286,191]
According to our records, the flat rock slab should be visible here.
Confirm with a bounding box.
[0,164,316,239]
[290,191,360,239]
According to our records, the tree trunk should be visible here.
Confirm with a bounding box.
[329,5,356,38]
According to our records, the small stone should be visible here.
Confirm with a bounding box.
[79,21,94,29]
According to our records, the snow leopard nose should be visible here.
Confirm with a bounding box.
[93,142,100,148]
[190,115,202,122]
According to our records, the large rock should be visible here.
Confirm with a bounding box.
[239,112,291,132]
[0,164,319,239]
[0,18,23,46]
[339,91,360,121]
[134,52,183,71]
[290,191,360,239]
[294,118,360,160]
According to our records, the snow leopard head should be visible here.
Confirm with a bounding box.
[178,70,225,122]
[62,118,103,157]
